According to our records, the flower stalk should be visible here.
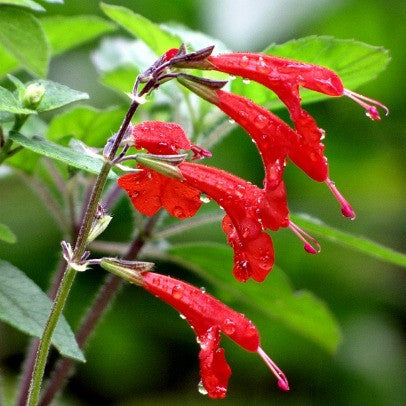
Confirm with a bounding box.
[26,62,162,404]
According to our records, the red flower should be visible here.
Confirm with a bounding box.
[180,162,279,282]
[139,271,289,398]
[129,121,211,159]
[118,121,211,218]
[120,161,278,282]
[177,74,356,219]
[203,52,388,122]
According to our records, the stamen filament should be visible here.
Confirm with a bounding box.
[257,347,290,391]
[288,221,321,254]
[343,89,389,121]
[325,178,356,220]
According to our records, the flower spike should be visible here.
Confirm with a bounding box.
[134,271,289,398]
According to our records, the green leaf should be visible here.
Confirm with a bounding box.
[100,2,182,55]
[290,213,406,268]
[27,79,89,112]
[0,44,18,77]
[0,223,16,243]
[47,105,126,147]
[162,22,230,53]
[0,259,85,361]
[165,243,341,352]
[231,36,390,109]
[0,7,50,77]
[0,0,44,12]
[100,65,140,94]
[40,15,116,55]
[0,86,36,114]
[8,132,118,179]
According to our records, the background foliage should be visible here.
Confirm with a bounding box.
[0,0,405,405]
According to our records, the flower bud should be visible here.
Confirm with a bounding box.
[22,83,45,109]
[87,211,112,244]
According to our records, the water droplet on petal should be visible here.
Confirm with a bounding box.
[173,206,185,217]
[171,284,183,299]
[198,380,208,395]
[228,119,236,124]
[200,286,206,293]
[179,313,186,320]
[242,78,251,84]
[223,319,236,335]
[254,114,268,130]
[257,60,271,74]
[240,55,249,67]
[200,195,210,203]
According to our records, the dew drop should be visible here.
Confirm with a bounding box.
[228,119,236,124]
[173,206,185,217]
[200,286,206,293]
[198,380,208,395]
[223,319,236,335]
[171,284,183,299]
[229,75,236,81]
[240,55,249,67]
[245,324,257,337]
[257,60,271,74]
[242,78,251,84]
[200,194,210,203]
[179,313,186,320]
[254,114,268,129]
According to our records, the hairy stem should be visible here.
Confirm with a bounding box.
[39,215,160,406]
[26,95,144,405]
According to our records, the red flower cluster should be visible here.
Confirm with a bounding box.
[115,46,387,398]
[139,271,289,398]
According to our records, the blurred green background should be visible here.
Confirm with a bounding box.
[0,0,405,405]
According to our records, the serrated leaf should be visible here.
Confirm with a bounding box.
[0,223,16,243]
[231,36,390,109]
[0,0,44,12]
[40,15,116,55]
[0,86,36,114]
[8,132,118,178]
[0,7,50,77]
[165,243,341,352]
[290,214,406,268]
[27,79,89,112]
[0,259,85,361]
[47,105,126,147]
[100,2,182,56]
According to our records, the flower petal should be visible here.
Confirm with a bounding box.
[198,326,232,399]
[118,170,201,219]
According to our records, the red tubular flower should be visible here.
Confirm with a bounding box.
[120,160,278,282]
[118,121,211,218]
[139,271,289,398]
[177,74,356,220]
[180,162,278,282]
[198,52,388,122]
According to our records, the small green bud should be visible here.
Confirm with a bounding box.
[87,213,113,244]
[22,83,45,109]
